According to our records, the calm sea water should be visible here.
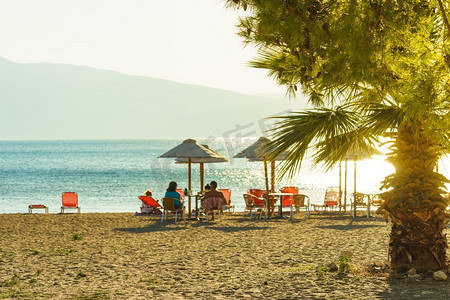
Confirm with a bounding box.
[1,139,449,214]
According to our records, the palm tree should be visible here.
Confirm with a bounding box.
[226,0,450,272]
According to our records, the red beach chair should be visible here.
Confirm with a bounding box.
[176,188,185,200]
[280,186,299,207]
[61,192,81,213]
[247,189,266,206]
[138,196,161,215]
[324,186,341,210]
[218,188,234,213]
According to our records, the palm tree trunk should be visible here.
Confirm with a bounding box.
[379,121,449,273]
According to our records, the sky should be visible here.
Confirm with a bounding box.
[0,0,285,95]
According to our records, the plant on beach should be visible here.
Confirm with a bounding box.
[0,273,20,287]
[337,254,351,274]
[72,233,83,241]
[316,266,330,278]
[225,0,450,273]
[75,271,86,280]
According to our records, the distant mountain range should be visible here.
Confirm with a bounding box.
[0,57,305,140]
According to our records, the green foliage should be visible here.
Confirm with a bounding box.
[75,272,86,280]
[337,254,351,274]
[72,233,83,241]
[226,0,450,193]
[316,266,330,278]
[226,0,450,271]
[0,273,20,287]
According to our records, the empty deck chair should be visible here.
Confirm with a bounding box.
[290,194,310,221]
[350,192,369,217]
[323,187,341,210]
[218,188,234,214]
[247,189,266,207]
[242,194,265,218]
[61,192,81,213]
[138,196,161,215]
[161,197,185,223]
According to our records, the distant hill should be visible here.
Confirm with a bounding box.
[0,57,306,140]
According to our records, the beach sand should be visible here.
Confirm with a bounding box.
[0,212,448,299]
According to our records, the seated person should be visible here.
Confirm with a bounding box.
[202,181,226,219]
[139,189,161,215]
[164,181,183,209]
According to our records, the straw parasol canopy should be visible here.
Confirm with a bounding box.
[159,139,228,218]
[160,139,225,160]
[175,145,229,190]
[234,137,290,216]
[234,137,288,162]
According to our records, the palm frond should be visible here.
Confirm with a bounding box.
[265,107,361,178]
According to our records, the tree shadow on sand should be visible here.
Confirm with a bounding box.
[115,220,188,233]
[376,276,448,299]
[315,217,387,230]
[196,225,271,232]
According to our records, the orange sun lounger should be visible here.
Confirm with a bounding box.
[61,192,81,213]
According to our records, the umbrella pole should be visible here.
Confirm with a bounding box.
[270,161,275,193]
[344,159,348,212]
[264,160,270,219]
[339,161,342,211]
[353,159,357,218]
[188,158,192,218]
[200,162,204,192]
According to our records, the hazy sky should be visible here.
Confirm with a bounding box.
[0,0,284,95]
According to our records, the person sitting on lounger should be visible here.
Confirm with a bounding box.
[164,181,183,209]
[139,189,161,215]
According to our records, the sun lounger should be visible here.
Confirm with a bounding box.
[28,204,48,214]
[218,188,234,214]
[322,186,341,211]
[61,192,81,214]
[138,196,161,215]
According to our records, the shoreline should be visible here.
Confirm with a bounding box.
[0,212,448,299]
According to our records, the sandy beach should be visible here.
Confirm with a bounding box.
[0,212,448,299]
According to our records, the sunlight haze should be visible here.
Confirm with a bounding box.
[0,0,283,95]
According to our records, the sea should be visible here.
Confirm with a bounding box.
[1,139,449,214]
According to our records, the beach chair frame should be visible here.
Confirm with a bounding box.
[290,194,310,221]
[161,197,185,223]
[242,194,265,219]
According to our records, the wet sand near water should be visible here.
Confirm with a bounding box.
[0,212,448,299]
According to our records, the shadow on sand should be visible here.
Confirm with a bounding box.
[376,276,448,299]
[115,216,273,233]
[315,215,387,230]
[115,219,188,233]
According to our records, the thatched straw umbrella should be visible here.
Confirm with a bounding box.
[175,145,229,191]
[234,137,289,216]
[159,139,228,218]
